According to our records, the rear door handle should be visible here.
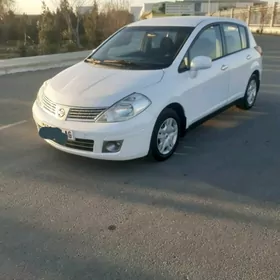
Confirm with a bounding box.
[221,65,228,71]
[246,55,252,60]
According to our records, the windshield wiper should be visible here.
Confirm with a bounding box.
[102,59,139,66]
[106,59,170,67]
[85,58,168,69]
[84,58,138,67]
[84,58,102,64]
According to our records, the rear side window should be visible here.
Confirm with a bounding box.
[238,25,248,49]
[222,24,242,55]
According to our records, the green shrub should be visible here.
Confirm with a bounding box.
[17,41,27,57]
[65,42,78,52]
[38,43,60,55]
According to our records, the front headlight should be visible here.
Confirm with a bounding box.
[36,80,49,107]
[96,93,152,123]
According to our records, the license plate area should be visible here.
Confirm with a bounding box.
[40,122,75,141]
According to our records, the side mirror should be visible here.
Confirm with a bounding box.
[190,56,212,71]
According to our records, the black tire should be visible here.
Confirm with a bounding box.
[148,108,181,162]
[236,74,259,110]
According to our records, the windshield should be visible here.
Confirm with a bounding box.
[86,26,194,70]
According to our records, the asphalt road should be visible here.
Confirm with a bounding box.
[0,34,279,280]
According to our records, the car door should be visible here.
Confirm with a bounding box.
[178,24,230,125]
[221,23,253,103]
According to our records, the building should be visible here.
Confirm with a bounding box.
[130,0,262,20]
[129,6,143,21]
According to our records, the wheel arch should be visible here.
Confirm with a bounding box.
[251,69,260,92]
[162,102,187,137]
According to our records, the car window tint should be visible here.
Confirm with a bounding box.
[108,31,146,56]
[223,24,242,54]
[92,26,194,70]
[238,25,248,49]
[151,31,177,49]
[189,25,223,63]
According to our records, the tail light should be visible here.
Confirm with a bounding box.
[255,45,263,56]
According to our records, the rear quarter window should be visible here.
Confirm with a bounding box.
[222,24,242,55]
[238,25,249,49]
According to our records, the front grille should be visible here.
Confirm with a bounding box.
[65,138,94,152]
[41,94,107,121]
[67,107,107,121]
[42,94,56,115]
[51,138,94,152]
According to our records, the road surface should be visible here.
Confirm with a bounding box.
[0,34,279,280]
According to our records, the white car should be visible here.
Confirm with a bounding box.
[32,16,263,161]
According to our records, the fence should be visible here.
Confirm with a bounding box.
[211,2,280,29]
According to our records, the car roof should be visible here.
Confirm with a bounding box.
[127,16,247,28]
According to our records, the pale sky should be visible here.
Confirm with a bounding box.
[16,0,275,14]
[16,0,149,14]
[16,0,54,14]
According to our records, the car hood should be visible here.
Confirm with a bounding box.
[45,61,164,107]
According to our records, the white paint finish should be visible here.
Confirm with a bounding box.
[46,62,164,107]
[32,103,154,161]
[177,58,230,124]
[227,49,260,103]
[0,120,27,131]
[32,17,262,161]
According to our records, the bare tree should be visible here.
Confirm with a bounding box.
[234,8,248,22]
[51,0,94,48]
[98,0,133,38]
[100,0,130,12]
[259,5,268,34]
[0,0,14,19]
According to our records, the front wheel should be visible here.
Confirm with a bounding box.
[236,74,259,110]
[148,108,181,161]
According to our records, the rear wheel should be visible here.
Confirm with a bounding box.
[236,74,259,110]
[149,108,180,161]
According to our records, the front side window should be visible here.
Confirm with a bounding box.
[190,25,223,61]
[87,26,194,70]
[181,25,223,70]
[223,24,242,54]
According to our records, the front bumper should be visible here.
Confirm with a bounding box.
[32,102,156,161]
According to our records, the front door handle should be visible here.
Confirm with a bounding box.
[246,55,252,60]
[221,65,228,71]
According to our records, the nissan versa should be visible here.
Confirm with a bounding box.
[32,16,263,161]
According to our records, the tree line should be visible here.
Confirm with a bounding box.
[0,0,134,58]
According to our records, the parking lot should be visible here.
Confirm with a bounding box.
[0,34,279,280]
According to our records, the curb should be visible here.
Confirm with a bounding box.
[0,50,92,77]
[0,59,82,76]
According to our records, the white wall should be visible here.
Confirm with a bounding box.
[130,6,142,21]
[201,2,219,14]
[165,2,195,14]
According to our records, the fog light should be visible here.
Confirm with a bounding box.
[102,140,123,153]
